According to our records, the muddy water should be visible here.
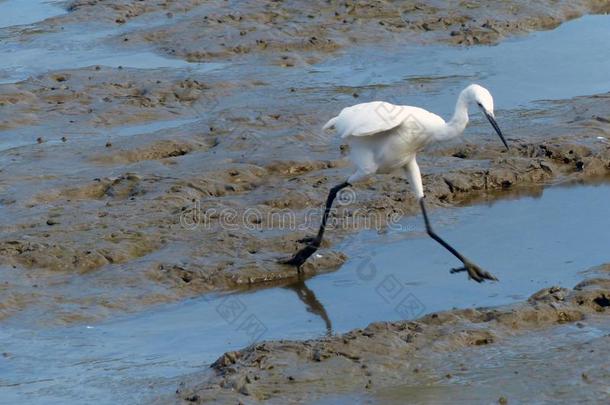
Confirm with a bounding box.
[2,3,610,404]
[2,183,609,403]
[1,15,609,152]
[0,15,608,163]
[0,24,224,84]
[2,14,610,97]
[309,183,610,329]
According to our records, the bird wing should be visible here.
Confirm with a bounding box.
[323,101,438,139]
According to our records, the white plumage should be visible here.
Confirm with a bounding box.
[323,84,507,197]
[324,101,441,138]
[282,84,508,283]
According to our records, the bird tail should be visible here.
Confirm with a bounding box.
[322,116,338,131]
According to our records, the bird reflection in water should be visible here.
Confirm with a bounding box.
[284,277,332,336]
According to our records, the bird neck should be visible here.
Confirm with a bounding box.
[442,90,470,140]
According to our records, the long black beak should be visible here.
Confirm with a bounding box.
[485,111,509,151]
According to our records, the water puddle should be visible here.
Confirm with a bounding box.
[0,118,199,153]
[0,0,65,29]
[112,118,200,137]
[0,15,224,83]
[0,41,224,84]
[2,183,609,403]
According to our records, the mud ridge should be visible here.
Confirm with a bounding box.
[176,274,610,403]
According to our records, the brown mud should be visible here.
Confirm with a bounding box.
[1,0,610,325]
[56,0,610,58]
[2,87,609,324]
[0,67,225,130]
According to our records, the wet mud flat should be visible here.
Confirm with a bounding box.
[1,183,609,403]
[176,272,610,403]
[1,0,610,403]
[1,7,610,326]
[59,0,610,56]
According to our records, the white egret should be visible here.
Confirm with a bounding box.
[281,84,508,283]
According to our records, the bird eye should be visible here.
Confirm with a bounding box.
[477,102,483,107]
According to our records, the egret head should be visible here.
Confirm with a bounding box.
[468,84,508,150]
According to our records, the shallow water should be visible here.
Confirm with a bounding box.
[2,183,609,403]
[0,118,200,152]
[0,34,224,84]
[1,13,609,100]
[311,15,610,113]
[197,15,610,125]
[0,0,65,29]
[1,15,609,148]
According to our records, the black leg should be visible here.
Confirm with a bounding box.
[419,197,498,283]
[279,181,351,270]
